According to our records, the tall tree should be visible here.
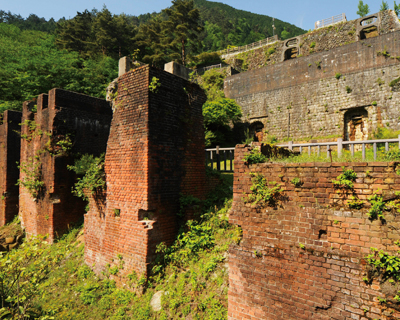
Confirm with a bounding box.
[162,0,203,65]
[92,7,118,56]
[55,10,95,56]
[357,1,370,17]
[380,1,389,11]
[135,17,169,68]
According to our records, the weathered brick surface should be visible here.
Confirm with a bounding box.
[229,144,400,320]
[84,65,207,279]
[225,28,400,142]
[0,110,22,226]
[19,89,111,241]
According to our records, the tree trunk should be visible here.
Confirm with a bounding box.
[181,39,186,66]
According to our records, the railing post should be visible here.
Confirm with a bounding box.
[362,143,366,160]
[373,142,377,161]
[337,138,343,158]
[398,134,400,150]
[327,145,330,159]
[216,145,220,171]
[288,141,293,151]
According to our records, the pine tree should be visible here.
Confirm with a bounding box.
[357,1,370,17]
[395,1,400,16]
[162,0,203,66]
[380,1,389,11]
[55,10,95,57]
[135,17,168,68]
[92,7,118,56]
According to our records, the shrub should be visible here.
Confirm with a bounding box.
[68,154,106,201]
[335,73,342,80]
[243,148,267,164]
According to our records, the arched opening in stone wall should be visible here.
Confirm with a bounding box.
[360,16,378,26]
[359,26,378,39]
[250,121,264,142]
[284,47,298,61]
[344,107,369,143]
[286,38,298,47]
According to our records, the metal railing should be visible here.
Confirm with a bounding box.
[218,35,279,57]
[193,63,226,75]
[205,146,235,172]
[277,137,400,161]
[315,13,347,29]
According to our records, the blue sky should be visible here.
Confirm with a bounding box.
[0,0,389,30]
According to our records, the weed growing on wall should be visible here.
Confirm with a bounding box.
[332,168,357,189]
[47,134,73,157]
[68,154,105,202]
[365,244,400,301]
[17,156,45,199]
[244,173,282,206]
[290,177,303,187]
[243,148,267,164]
[347,196,364,209]
[20,119,43,142]
[149,77,161,93]
[367,192,386,220]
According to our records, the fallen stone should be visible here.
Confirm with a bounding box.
[150,291,164,312]
[5,237,15,244]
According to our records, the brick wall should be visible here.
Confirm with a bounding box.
[19,89,111,241]
[0,110,22,226]
[84,65,207,279]
[229,144,400,319]
[225,29,400,142]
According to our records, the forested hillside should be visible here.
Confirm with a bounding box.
[0,0,305,113]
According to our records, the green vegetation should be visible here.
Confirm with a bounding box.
[389,77,400,87]
[332,168,357,189]
[335,72,342,80]
[347,196,364,209]
[380,1,389,11]
[0,167,237,319]
[149,77,161,93]
[0,0,305,114]
[368,192,386,220]
[365,244,400,301]
[244,173,282,206]
[68,154,106,203]
[17,156,45,199]
[346,86,352,93]
[357,1,370,17]
[199,69,242,147]
[0,22,118,113]
[243,148,267,164]
[290,177,303,187]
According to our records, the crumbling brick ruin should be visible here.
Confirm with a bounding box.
[225,10,400,142]
[19,89,111,242]
[84,65,208,278]
[0,110,22,226]
[229,144,400,320]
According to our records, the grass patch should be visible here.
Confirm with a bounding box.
[271,145,400,163]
